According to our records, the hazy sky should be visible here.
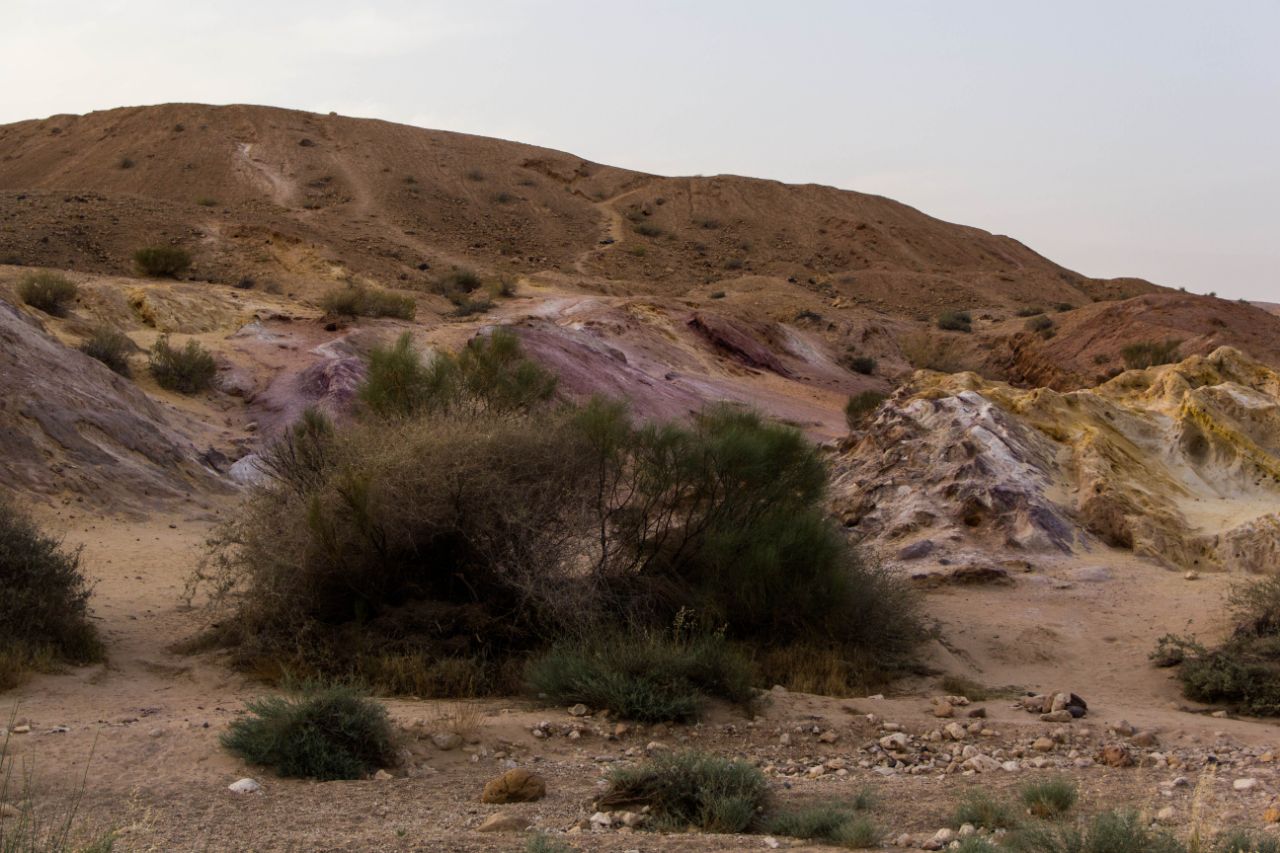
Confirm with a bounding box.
[3,1,1276,299]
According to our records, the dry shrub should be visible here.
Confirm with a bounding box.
[133,246,191,277]
[17,271,78,316]
[899,332,974,373]
[0,500,103,689]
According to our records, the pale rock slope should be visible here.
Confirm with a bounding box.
[836,347,1280,574]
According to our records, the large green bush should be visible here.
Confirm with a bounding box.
[195,333,921,701]
[221,683,396,780]
[0,500,102,689]
[17,271,78,316]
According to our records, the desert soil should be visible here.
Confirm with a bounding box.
[4,502,1279,852]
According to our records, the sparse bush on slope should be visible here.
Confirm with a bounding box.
[845,390,886,431]
[1121,338,1182,370]
[321,285,416,320]
[79,326,133,376]
[149,335,215,393]
[17,271,78,316]
[0,500,103,689]
[133,246,191,277]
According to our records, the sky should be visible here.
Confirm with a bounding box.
[2,1,1276,300]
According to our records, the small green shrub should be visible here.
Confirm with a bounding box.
[937,310,973,332]
[1015,307,1045,317]
[525,833,574,853]
[79,326,133,376]
[601,752,768,833]
[526,630,755,722]
[1159,575,1280,715]
[133,246,191,277]
[196,197,218,207]
[956,839,1000,853]
[221,683,396,780]
[149,335,216,393]
[1121,339,1182,370]
[320,286,416,320]
[845,391,887,431]
[842,354,876,375]
[953,790,1018,830]
[634,223,663,238]
[709,290,726,299]
[1020,777,1076,818]
[766,798,878,847]
[1055,303,1074,312]
[1006,809,1182,853]
[450,296,493,317]
[1215,830,1280,853]
[17,271,78,316]
[0,500,103,689]
[360,329,557,419]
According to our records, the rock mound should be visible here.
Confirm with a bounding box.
[837,347,1280,573]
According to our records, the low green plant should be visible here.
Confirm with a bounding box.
[937,310,973,332]
[953,790,1018,830]
[526,629,755,722]
[1215,830,1280,853]
[221,683,396,780]
[133,246,191,277]
[1020,777,1077,818]
[149,335,216,393]
[601,752,768,833]
[1158,575,1280,715]
[956,839,1000,853]
[320,285,416,320]
[938,674,999,701]
[79,326,133,376]
[1,500,103,690]
[449,296,493,317]
[1016,307,1045,317]
[1121,339,1182,370]
[1006,809,1182,853]
[765,798,879,847]
[17,271,78,316]
[525,833,574,853]
[844,390,887,431]
[1024,314,1054,333]
[842,354,876,375]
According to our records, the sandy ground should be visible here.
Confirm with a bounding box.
[4,505,1280,852]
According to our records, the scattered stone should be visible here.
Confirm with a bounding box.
[1,803,20,819]
[589,811,614,830]
[373,769,393,781]
[1234,778,1259,792]
[568,704,589,717]
[1099,744,1134,768]
[1156,805,1177,825]
[1033,737,1055,752]
[478,812,530,833]
[431,732,463,751]
[967,707,987,719]
[1131,731,1159,748]
[481,769,546,804]
[879,733,909,751]
[818,730,840,743]
[228,778,261,794]
[933,702,955,719]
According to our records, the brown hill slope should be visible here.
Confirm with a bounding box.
[0,103,1152,316]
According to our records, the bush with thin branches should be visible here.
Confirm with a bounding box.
[17,271,78,316]
[149,335,215,393]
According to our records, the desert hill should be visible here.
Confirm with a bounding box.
[0,103,1150,316]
